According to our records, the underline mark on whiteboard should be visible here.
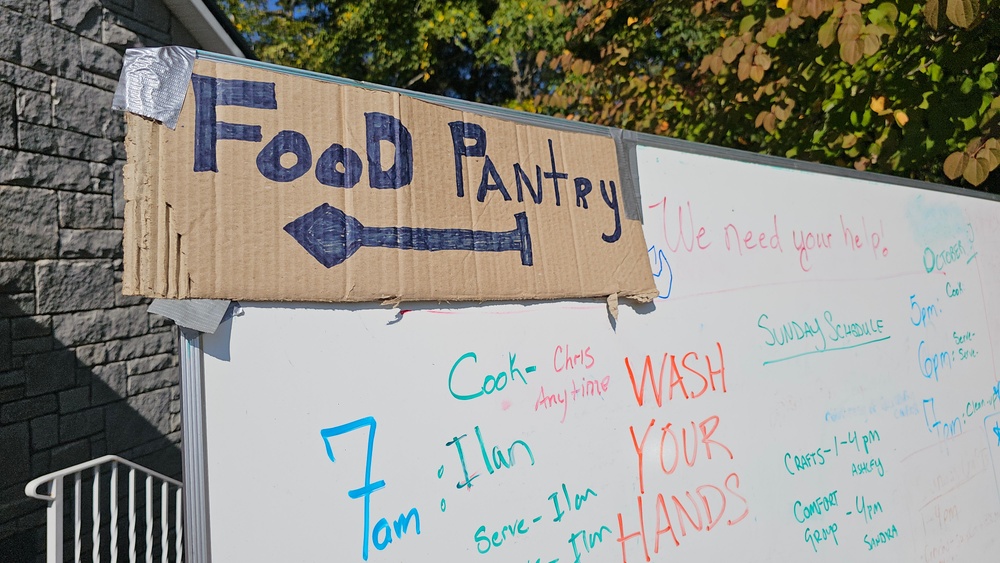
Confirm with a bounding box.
[763,336,891,366]
[967,252,978,264]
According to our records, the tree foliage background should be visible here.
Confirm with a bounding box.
[220,0,1000,191]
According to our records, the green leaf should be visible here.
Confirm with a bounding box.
[878,3,899,22]
[740,16,758,34]
[943,152,968,179]
[946,0,979,29]
[742,0,758,6]
[929,64,943,82]
[818,17,838,47]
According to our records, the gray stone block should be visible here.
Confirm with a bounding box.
[0,422,29,485]
[51,305,148,346]
[0,187,58,259]
[126,353,174,376]
[0,293,34,316]
[0,385,21,403]
[75,331,173,367]
[0,8,23,66]
[90,437,105,457]
[0,393,56,423]
[17,123,115,162]
[90,361,125,404]
[30,449,50,476]
[58,406,102,441]
[106,387,170,451]
[0,261,33,293]
[14,10,81,78]
[59,229,122,258]
[0,0,49,20]
[57,385,88,413]
[105,113,125,142]
[49,438,88,471]
[127,366,176,394]
[0,82,14,148]
[10,336,52,355]
[29,413,57,450]
[15,88,50,126]
[101,17,136,48]
[35,260,114,314]
[0,320,10,371]
[52,78,114,137]
[0,150,91,190]
[148,312,173,329]
[50,0,101,39]
[79,70,118,93]
[0,368,22,388]
[11,316,51,339]
[89,161,112,180]
[79,37,122,78]
[23,348,74,396]
[0,60,49,91]
[57,192,112,229]
[113,280,145,306]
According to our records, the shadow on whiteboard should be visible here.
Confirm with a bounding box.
[202,298,664,363]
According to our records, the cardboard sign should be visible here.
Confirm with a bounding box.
[122,58,656,303]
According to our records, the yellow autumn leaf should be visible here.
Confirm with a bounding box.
[870,96,885,113]
[777,0,789,8]
[627,16,639,25]
[894,110,909,127]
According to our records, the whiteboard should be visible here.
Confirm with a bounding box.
[200,145,1000,562]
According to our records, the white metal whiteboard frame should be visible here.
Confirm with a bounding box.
[172,49,1000,563]
[179,328,212,563]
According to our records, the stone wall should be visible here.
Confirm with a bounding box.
[0,1,214,560]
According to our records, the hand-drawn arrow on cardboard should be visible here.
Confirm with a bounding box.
[284,203,533,268]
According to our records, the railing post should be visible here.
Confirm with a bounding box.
[46,477,63,563]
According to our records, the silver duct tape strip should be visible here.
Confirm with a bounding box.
[112,46,196,129]
[148,298,232,334]
[612,129,643,222]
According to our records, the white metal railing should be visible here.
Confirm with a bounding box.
[25,455,183,563]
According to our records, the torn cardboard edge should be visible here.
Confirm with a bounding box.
[112,46,196,129]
